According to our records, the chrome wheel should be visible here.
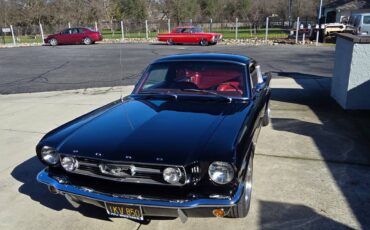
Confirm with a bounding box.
[244,156,253,205]
[200,39,208,46]
[83,37,92,45]
[228,154,253,218]
[49,38,58,46]
[166,39,173,45]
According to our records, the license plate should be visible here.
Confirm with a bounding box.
[104,202,143,220]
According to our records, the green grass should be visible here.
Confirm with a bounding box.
[1,35,43,44]
[209,28,288,39]
[0,28,289,45]
[100,28,289,40]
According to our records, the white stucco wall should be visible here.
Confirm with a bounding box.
[346,43,370,109]
[331,36,370,109]
[331,37,353,108]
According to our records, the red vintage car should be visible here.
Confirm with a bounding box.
[157,26,223,46]
[44,27,103,46]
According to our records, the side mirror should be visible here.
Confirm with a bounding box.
[256,65,264,84]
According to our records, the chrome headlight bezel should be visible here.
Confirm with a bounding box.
[208,161,235,185]
[163,167,182,184]
[40,146,59,165]
[61,156,79,172]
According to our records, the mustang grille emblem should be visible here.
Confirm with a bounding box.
[98,164,137,177]
[129,165,136,176]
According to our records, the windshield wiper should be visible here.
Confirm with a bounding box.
[133,91,178,100]
[181,89,232,102]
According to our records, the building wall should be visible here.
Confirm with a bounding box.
[331,36,370,110]
[331,36,353,107]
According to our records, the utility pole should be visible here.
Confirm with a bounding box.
[288,0,292,27]
[316,0,323,46]
[317,0,323,23]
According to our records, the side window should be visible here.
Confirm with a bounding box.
[62,29,72,34]
[192,27,202,33]
[363,16,370,24]
[72,28,79,34]
[175,28,183,33]
[142,67,168,90]
[249,64,258,90]
[182,28,191,33]
[78,28,85,33]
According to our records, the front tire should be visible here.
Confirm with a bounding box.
[229,154,253,218]
[200,39,208,46]
[49,38,58,46]
[166,39,174,45]
[83,37,92,45]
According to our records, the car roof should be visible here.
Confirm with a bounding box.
[66,27,88,30]
[153,53,251,64]
[174,26,196,29]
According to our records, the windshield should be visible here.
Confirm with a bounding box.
[136,61,247,98]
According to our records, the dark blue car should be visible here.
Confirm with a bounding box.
[36,53,271,222]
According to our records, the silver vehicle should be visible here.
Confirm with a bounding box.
[350,13,370,35]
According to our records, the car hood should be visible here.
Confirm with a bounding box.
[39,98,250,165]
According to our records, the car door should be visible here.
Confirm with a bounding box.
[69,28,81,44]
[58,28,73,44]
[190,27,201,43]
[170,27,183,43]
[179,28,192,43]
[71,28,86,43]
[248,62,266,145]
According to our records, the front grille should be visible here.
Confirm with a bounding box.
[61,156,188,186]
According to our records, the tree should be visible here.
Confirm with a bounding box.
[159,0,200,24]
[0,0,320,29]
[115,0,148,21]
[200,0,222,21]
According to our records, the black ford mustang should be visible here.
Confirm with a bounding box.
[36,53,271,222]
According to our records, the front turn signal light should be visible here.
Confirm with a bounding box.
[212,208,225,217]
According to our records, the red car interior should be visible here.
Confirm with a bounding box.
[176,69,244,96]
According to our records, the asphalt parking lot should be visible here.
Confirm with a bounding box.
[1,44,370,230]
[0,43,334,94]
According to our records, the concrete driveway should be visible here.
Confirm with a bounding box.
[1,73,369,230]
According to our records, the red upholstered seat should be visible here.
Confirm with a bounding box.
[216,82,243,96]
[175,68,244,97]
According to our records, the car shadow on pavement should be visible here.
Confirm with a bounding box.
[270,72,370,228]
[259,200,351,229]
[11,156,112,222]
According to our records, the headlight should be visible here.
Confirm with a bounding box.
[163,167,182,184]
[40,146,59,165]
[61,157,79,172]
[208,161,234,184]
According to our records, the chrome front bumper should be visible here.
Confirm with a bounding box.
[37,168,243,217]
